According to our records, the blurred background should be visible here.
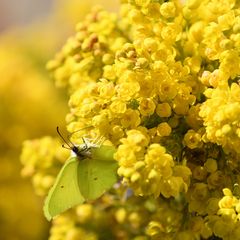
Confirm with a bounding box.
[0,0,52,31]
[0,1,118,239]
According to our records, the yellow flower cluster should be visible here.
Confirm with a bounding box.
[47,6,127,90]
[116,129,191,198]
[200,83,240,154]
[20,0,240,239]
[218,188,240,220]
[206,188,240,239]
[21,137,70,196]
[48,193,203,240]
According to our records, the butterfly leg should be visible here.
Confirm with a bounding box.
[93,135,105,146]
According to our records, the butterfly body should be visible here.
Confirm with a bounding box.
[72,140,99,159]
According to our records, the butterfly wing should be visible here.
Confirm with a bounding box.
[43,157,85,220]
[78,159,118,200]
[91,145,116,162]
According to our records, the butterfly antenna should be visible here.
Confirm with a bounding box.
[61,144,72,150]
[56,126,74,149]
[68,126,93,138]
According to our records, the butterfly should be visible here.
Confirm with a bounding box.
[43,127,118,221]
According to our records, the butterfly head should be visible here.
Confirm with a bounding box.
[57,126,100,159]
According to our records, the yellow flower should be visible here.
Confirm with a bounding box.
[116,81,140,100]
[143,37,159,52]
[204,158,218,173]
[218,10,235,31]
[98,79,115,99]
[183,130,202,149]
[156,103,172,118]
[156,122,172,137]
[134,0,151,8]
[121,109,141,128]
[110,100,127,114]
[158,80,178,101]
[139,98,156,116]
[160,2,176,19]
